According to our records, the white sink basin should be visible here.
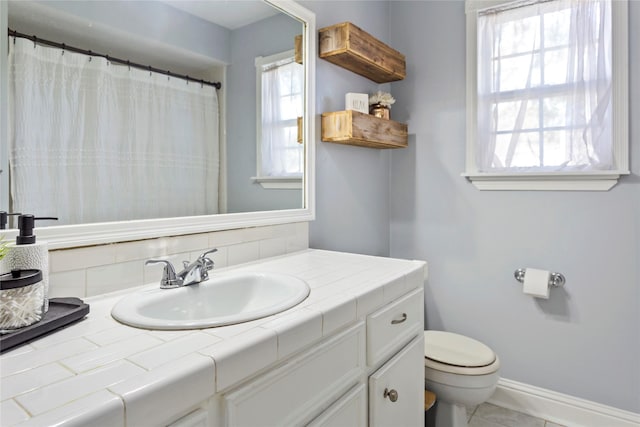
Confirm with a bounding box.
[111,272,310,330]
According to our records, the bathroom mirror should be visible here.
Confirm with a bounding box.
[0,0,316,248]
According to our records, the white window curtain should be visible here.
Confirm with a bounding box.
[8,37,219,225]
[259,56,303,177]
[476,0,612,172]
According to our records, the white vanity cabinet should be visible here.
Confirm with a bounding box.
[211,287,425,427]
[1,251,426,427]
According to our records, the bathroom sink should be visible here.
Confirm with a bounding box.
[111,272,310,330]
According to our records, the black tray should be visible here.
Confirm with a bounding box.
[0,297,90,354]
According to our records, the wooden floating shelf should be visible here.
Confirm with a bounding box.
[319,22,406,83]
[294,34,303,64]
[321,110,408,149]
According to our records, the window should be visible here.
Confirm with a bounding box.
[465,0,628,190]
[254,50,304,189]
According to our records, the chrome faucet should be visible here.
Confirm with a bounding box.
[146,248,218,289]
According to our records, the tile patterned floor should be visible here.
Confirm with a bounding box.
[466,403,566,427]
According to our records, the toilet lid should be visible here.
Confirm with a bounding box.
[424,331,496,368]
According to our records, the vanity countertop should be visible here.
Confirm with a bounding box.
[0,249,426,427]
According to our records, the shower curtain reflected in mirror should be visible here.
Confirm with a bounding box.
[9,37,220,225]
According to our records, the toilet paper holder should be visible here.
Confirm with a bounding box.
[514,269,565,288]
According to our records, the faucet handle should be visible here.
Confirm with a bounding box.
[198,248,218,260]
[196,248,217,281]
[145,259,182,289]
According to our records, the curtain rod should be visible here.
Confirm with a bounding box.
[8,29,222,90]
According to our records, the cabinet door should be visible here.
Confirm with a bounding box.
[224,322,365,427]
[306,383,367,427]
[166,409,208,427]
[369,335,424,427]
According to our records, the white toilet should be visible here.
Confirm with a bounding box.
[424,331,500,427]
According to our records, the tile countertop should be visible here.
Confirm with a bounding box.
[0,249,427,427]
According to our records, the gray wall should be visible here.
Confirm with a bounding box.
[388,0,640,413]
[303,0,639,414]
[226,13,303,213]
[303,1,392,257]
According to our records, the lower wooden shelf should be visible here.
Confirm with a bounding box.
[321,110,408,149]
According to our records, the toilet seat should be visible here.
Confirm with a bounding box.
[424,331,500,376]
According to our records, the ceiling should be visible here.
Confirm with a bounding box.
[162,0,279,30]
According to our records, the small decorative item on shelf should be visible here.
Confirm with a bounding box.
[369,91,395,120]
[345,93,369,114]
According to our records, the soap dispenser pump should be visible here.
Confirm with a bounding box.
[0,211,20,230]
[15,214,58,245]
[0,214,58,312]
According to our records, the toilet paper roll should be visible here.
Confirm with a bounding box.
[0,242,50,311]
[523,268,550,299]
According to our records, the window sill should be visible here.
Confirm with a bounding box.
[251,176,302,189]
[462,171,630,191]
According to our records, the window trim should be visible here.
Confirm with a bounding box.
[255,49,303,190]
[463,0,629,191]
[250,175,302,189]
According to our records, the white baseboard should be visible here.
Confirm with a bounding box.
[488,378,640,427]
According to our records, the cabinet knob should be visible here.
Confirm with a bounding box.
[391,313,407,324]
[383,388,398,402]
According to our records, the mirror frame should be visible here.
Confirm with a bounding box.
[0,0,315,249]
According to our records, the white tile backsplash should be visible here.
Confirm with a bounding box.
[227,241,260,265]
[286,230,308,253]
[48,270,86,298]
[207,229,244,247]
[113,238,167,263]
[86,260,144,297]
[241,225,277,242]
[47,223,309,298]
[50,245,117,273]
[259,237,287,259]
[166,234,210,255]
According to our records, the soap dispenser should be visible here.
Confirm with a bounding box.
[0,211,21,230]
[0,214,58,312]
